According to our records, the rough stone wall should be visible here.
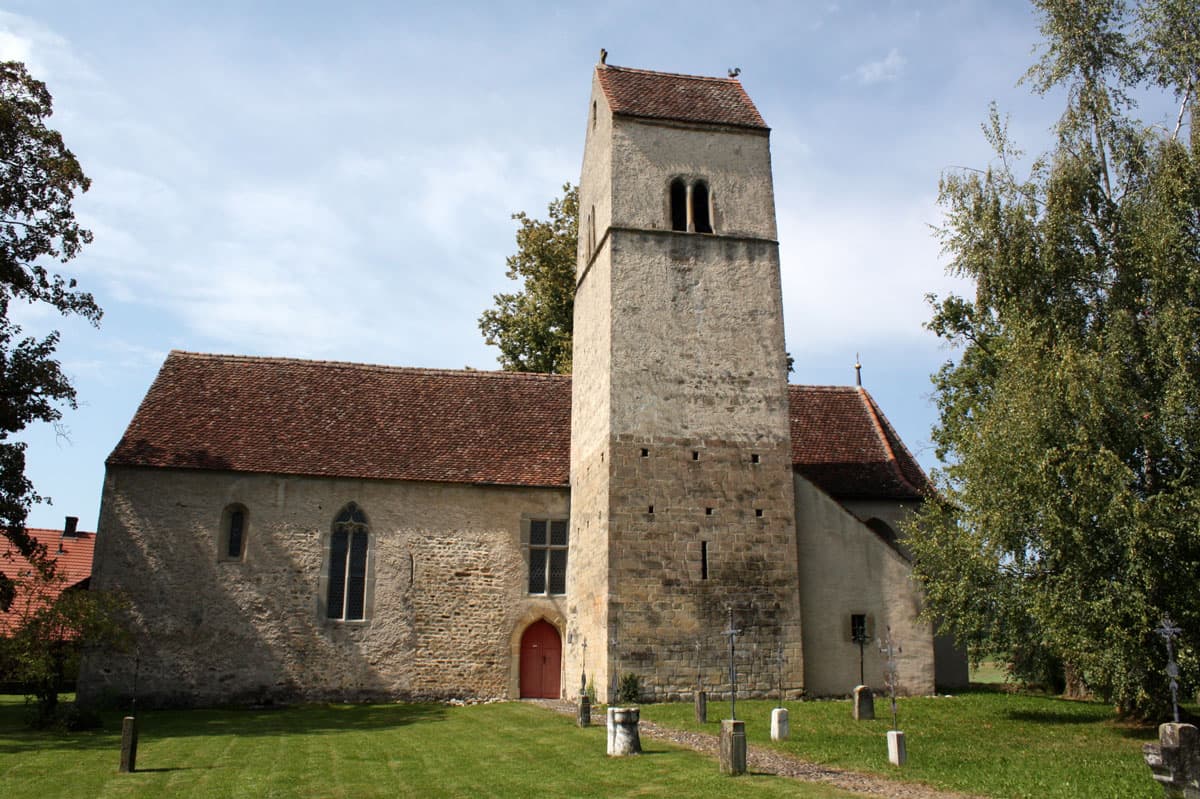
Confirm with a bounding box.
[793,474,935,696]
[80,466,569,707]
[607,437,804,701]
[610,118,776,240]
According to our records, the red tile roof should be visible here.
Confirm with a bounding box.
[109,352,572,487]
[788,385,928,500]
[109,352,928,501]
[0,528,96,635]
[596,65,768,130]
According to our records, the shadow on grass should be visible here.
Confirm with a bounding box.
[1004,708,1111,725]
[0,700,448,754]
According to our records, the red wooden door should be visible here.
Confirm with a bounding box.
[519,620,562,698]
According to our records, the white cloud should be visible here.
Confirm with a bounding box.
[0,11,94,83]
[855,48,906,85]
[776,191,968,358]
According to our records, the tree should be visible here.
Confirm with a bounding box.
[0,61,98,612]
[479,183,577,374]
[911,0,1200,717]
[0,566,129,726]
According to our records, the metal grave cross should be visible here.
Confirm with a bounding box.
[775,642,787,708]
[722,606,743,720]
[580,638,588,696]
[878,626,901,731]
[1156,616,1183,723]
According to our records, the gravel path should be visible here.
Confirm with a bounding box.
[530,700,987,799]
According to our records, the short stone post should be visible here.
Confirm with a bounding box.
[853,685,875,721]
[720,719,747,775]
[607,707,641,756]
[770,707,790,741]
[578,694,591,728]
[887,730,907,766]
[119,716,138,773]
[695,689,707,723]
[1144,722,1200,798]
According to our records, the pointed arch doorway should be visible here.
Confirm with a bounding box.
[519,619,562,699]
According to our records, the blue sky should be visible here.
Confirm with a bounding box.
[0,1,1110,530]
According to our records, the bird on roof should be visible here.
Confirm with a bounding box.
[600,48,608,65]
[728,67,741,78]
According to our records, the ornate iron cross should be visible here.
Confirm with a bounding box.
[1156,616,1182,723]
[722,605,742,720]
[878,626,901,730]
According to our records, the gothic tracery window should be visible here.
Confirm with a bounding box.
[326,502,370,621]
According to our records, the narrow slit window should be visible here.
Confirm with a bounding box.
[648,505,654,515]
[220,504,248,561]
[701,541,709,580]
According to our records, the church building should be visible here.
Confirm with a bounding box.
[80,62,966,707]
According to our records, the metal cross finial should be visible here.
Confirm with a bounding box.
[722,605,743,720]
[1157,616,1183,723]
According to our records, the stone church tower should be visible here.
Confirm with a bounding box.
[566,62,805,702]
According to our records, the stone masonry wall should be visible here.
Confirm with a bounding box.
[81,466,569,707]
[794,475,935,696]
[607,437,804,700]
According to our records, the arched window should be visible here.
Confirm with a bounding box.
[669,178,688,231]
[692,180,712,233]
[668,177,714,233]
[219,504,248,562]
[866,518,898,545]
[326,503,370,621]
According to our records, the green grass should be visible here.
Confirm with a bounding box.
[638,688,1162,799]
[0,696,851,799]
[970,656,1010,685]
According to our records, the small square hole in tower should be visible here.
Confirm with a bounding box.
[705,507,713,516]
[692,450,699,460]
[641,448,649,458]
[648,505,654,514]
[751,453,761,464]
[755,508,764,518]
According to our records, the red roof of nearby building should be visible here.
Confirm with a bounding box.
[109,351,928,501]
[596,65,768,130]
[0,528,96,635]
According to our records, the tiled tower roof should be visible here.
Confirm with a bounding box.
[596,64,768,129]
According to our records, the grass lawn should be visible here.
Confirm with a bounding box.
[0,695,852,799]
[639,688,1164,799]
[969,657,1009,685]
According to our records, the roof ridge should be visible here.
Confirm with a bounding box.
[856,387,925,497]
[788,383,861,392]
[601,63,743,85]
[168,351,570,382]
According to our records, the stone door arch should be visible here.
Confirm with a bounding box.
[519,619,562,699]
